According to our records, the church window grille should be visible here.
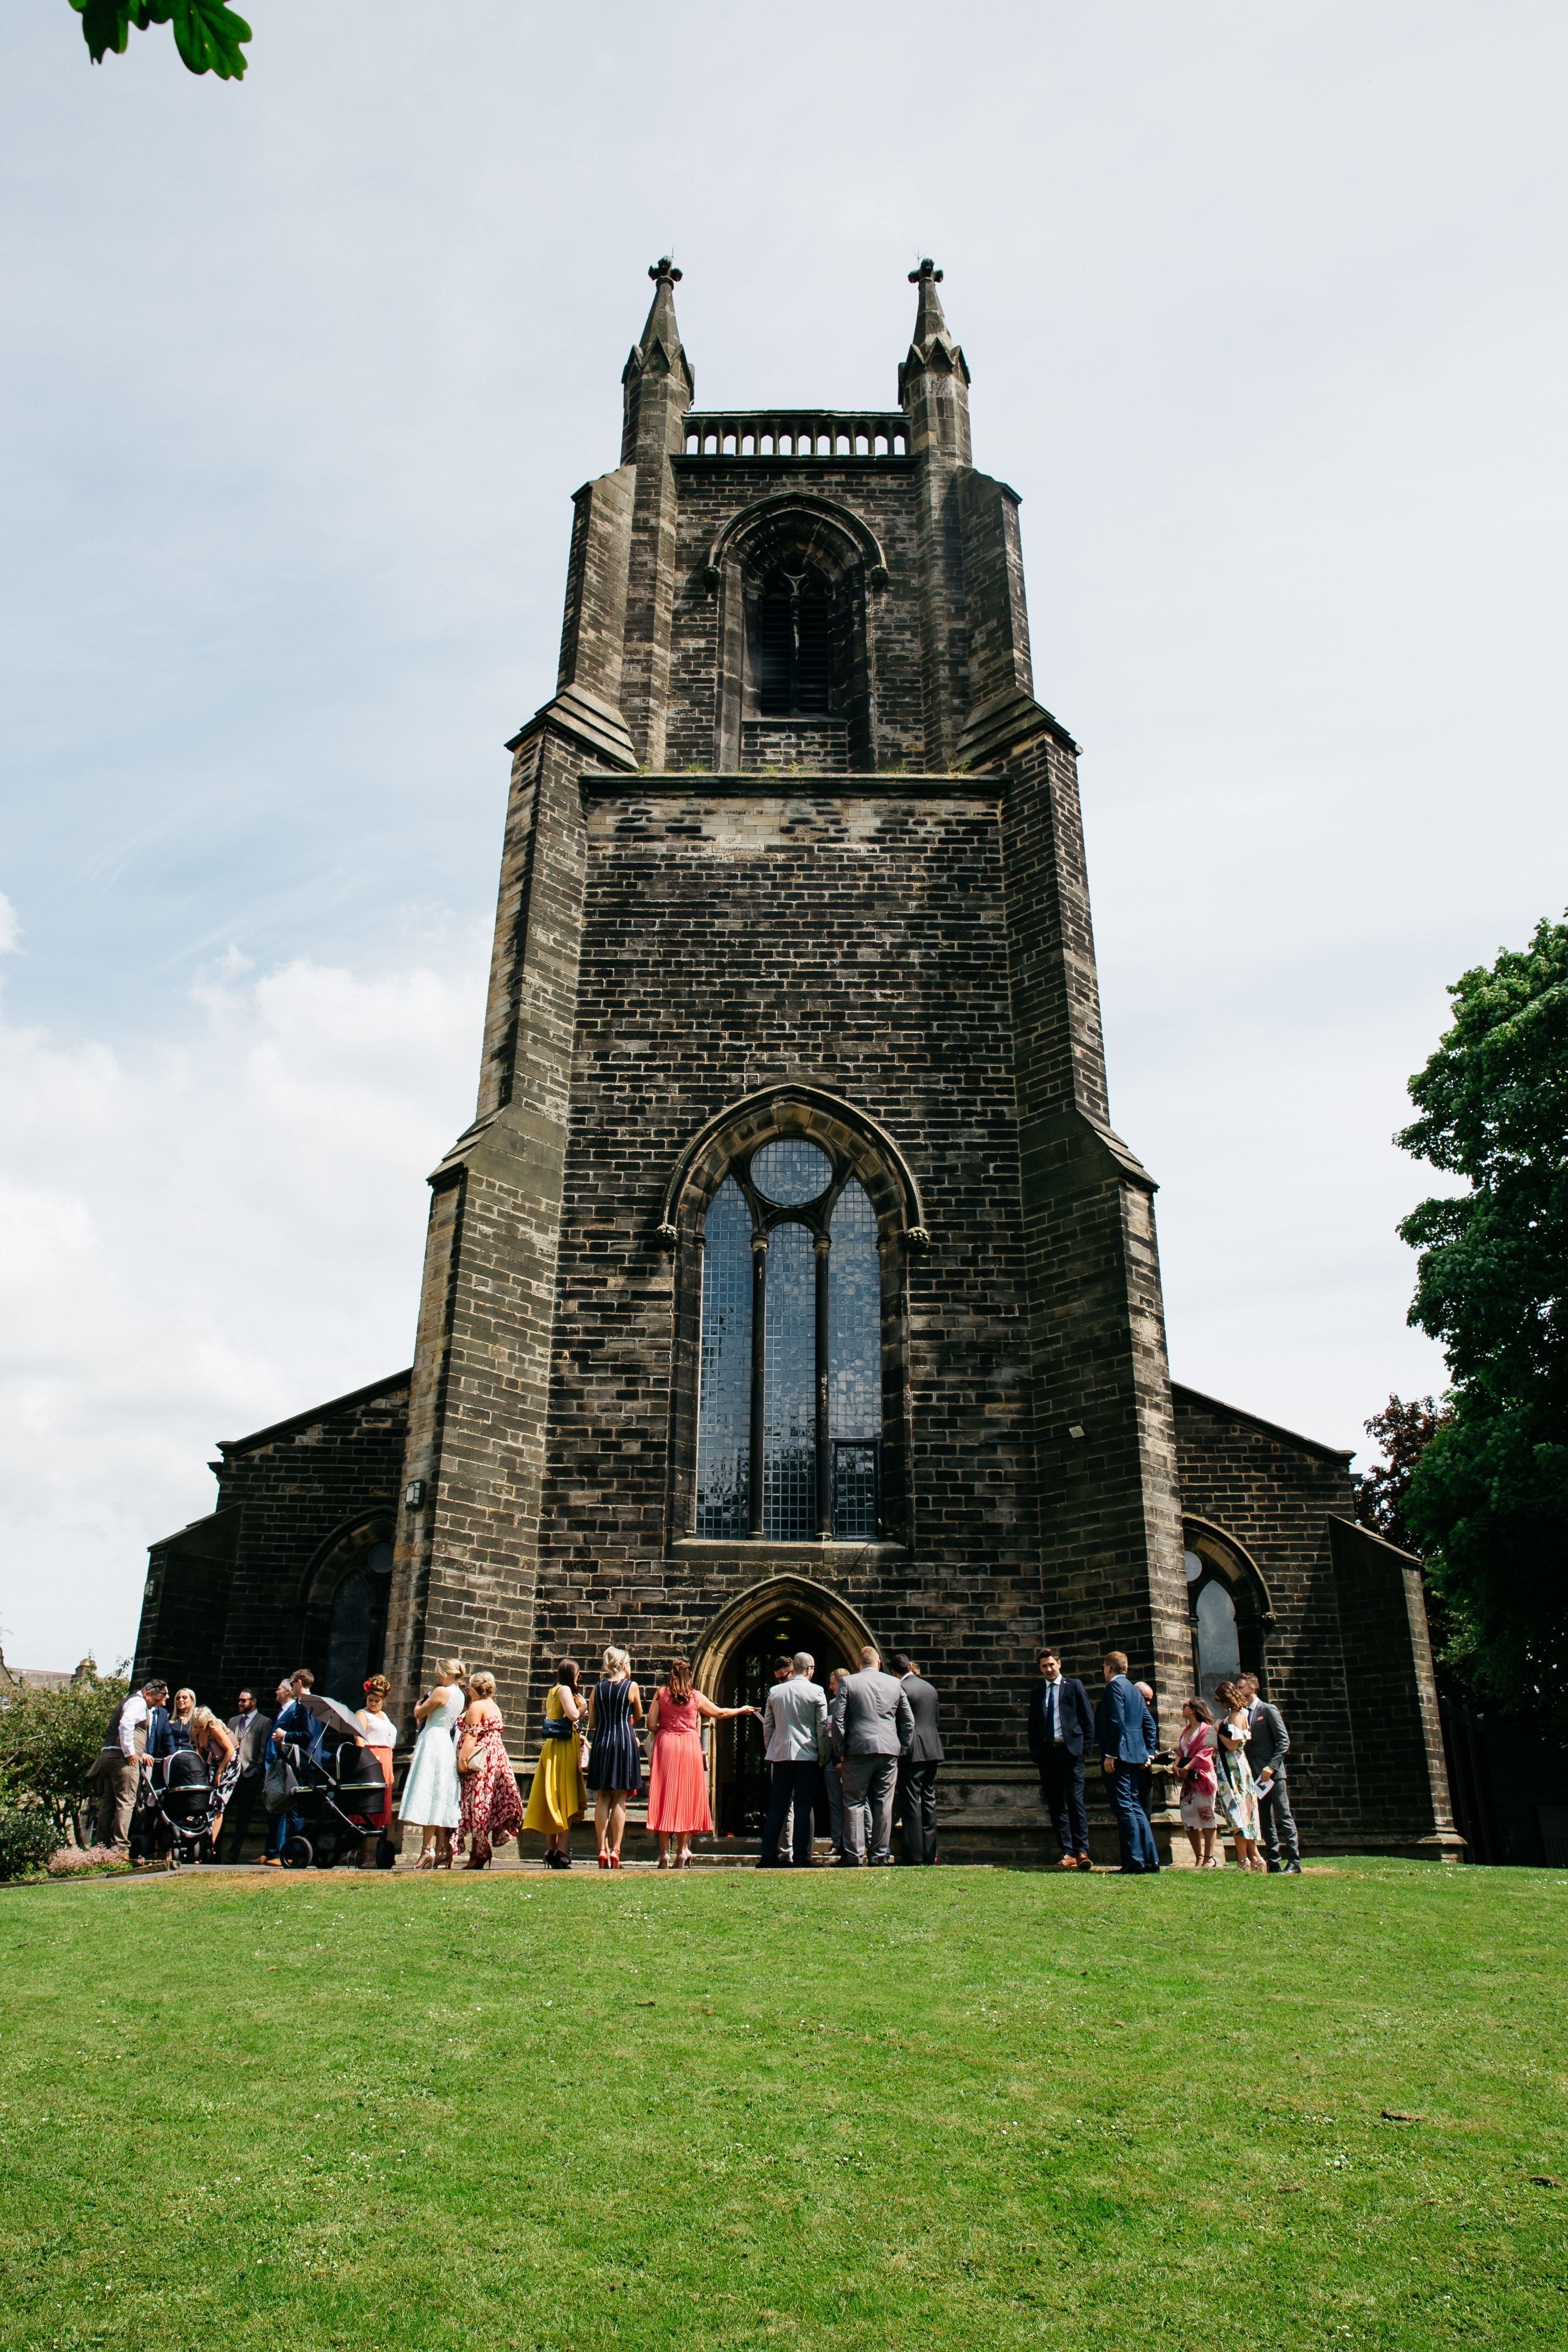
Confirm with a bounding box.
[695,1178,752,1538]
[757,566,831,716]
[694,1143,883,1541]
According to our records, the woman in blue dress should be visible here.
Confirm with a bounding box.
[586,1646,643,1870]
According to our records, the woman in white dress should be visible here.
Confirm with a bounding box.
[399,1656,467,1869]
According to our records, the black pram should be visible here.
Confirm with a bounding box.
[134,1748,238,1868]
[269,1727,396,1871]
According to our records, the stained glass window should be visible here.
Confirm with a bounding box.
[1194,1578,1240,1705]
[693,1143,887,1541]
[829,1179,881,1539]
[752,1138,832,1204]
[695,1178,751,1538]
[763,1221,816,1540]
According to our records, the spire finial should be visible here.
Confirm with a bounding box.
[649,255,682,285]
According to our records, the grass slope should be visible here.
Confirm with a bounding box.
[0,1861,1564,2351]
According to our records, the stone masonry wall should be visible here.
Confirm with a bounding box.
[1171,1383,1366,1846]
[525,775,1042,1765]
[131,1376,411,1715]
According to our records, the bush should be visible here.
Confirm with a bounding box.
[0,1807,63,1882]
[47,1842,128,1877]
[0,1669,128,1842]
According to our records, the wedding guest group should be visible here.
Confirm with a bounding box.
[105,1635,1306,1876]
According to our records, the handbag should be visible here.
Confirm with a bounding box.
[263,1756,290,1815]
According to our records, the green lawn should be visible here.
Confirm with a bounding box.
[0,1860,1564,2351]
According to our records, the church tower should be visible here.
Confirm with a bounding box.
[382,254,1195,1821]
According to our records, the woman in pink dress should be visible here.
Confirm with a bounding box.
[1176,1696,1220,1868]
[646,1655,751,1870]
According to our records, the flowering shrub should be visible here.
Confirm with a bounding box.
[0,1806,62,1882]
[47,1842,128,1877]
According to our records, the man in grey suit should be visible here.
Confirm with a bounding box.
[222,1688,275,1863]
[891,1651,943,1866]
[760,1652,829,1868]
[829,1646,914,1867]
[1238,1673,1301,1872]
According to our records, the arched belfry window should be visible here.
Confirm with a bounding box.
[757,565,831,716]
[696,1135,883,1541]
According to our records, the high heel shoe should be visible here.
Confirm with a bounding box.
[609,1851,621,1869]
[598,1850,610,1870]
[414,1851,435,1871]
[657,1855,672,1870]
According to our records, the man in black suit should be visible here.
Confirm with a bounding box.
[1027,1647,1096,1869]
[891,1652,943,1865]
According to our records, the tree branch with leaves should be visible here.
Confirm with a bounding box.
[69,0,251,79]
[1395,913,1568,1740]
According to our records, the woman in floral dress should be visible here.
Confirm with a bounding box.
[1176,1696,1220,1868]
[454,1672,524,1870]
[1212,1679,1264,1870]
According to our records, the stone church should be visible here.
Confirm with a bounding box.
[133,259,1458,1860]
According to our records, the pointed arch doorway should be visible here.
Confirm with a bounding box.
[690,1575,877,1838]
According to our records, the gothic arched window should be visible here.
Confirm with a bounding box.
[696,1135,883,1541]
[756,565,831,715]
[1183,1526,1271,1701]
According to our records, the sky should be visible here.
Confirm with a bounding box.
[1,2,1564,1671]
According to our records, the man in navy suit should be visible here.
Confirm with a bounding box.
[1027,1648,1096,1869]
[1094,1650,1161,1873]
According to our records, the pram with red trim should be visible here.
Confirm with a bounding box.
[270,1716,397,1870]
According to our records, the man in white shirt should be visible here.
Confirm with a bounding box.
[759,1652,829,1868]
[90,1678,168,1852]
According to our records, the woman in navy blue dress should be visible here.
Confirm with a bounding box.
[586,1646,643,1870]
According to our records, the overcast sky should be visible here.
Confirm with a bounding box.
[2,2,1564,1671]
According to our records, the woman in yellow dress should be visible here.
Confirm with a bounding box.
[522,1658,587,1870]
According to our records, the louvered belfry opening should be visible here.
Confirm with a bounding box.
[757,565,831,717]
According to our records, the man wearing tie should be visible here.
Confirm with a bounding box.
[222,1688,275,1864]
[1027,1648,1096,1870]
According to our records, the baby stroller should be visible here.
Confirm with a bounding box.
[135,1748,234,1869]
[271,1697,396,1870]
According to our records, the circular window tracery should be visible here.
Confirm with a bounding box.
[750,1138,832,1205]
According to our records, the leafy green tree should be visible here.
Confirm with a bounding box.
[0,1668,128,1844]
[1396,913,1568,1736]
[69,0,251,79]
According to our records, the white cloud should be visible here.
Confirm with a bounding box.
[0,927,487,1671]
[0,894,19,956]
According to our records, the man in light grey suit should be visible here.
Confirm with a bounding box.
[760,1652,829,1868]
[830,1645,914,1867]
[891,1652,943,1866]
